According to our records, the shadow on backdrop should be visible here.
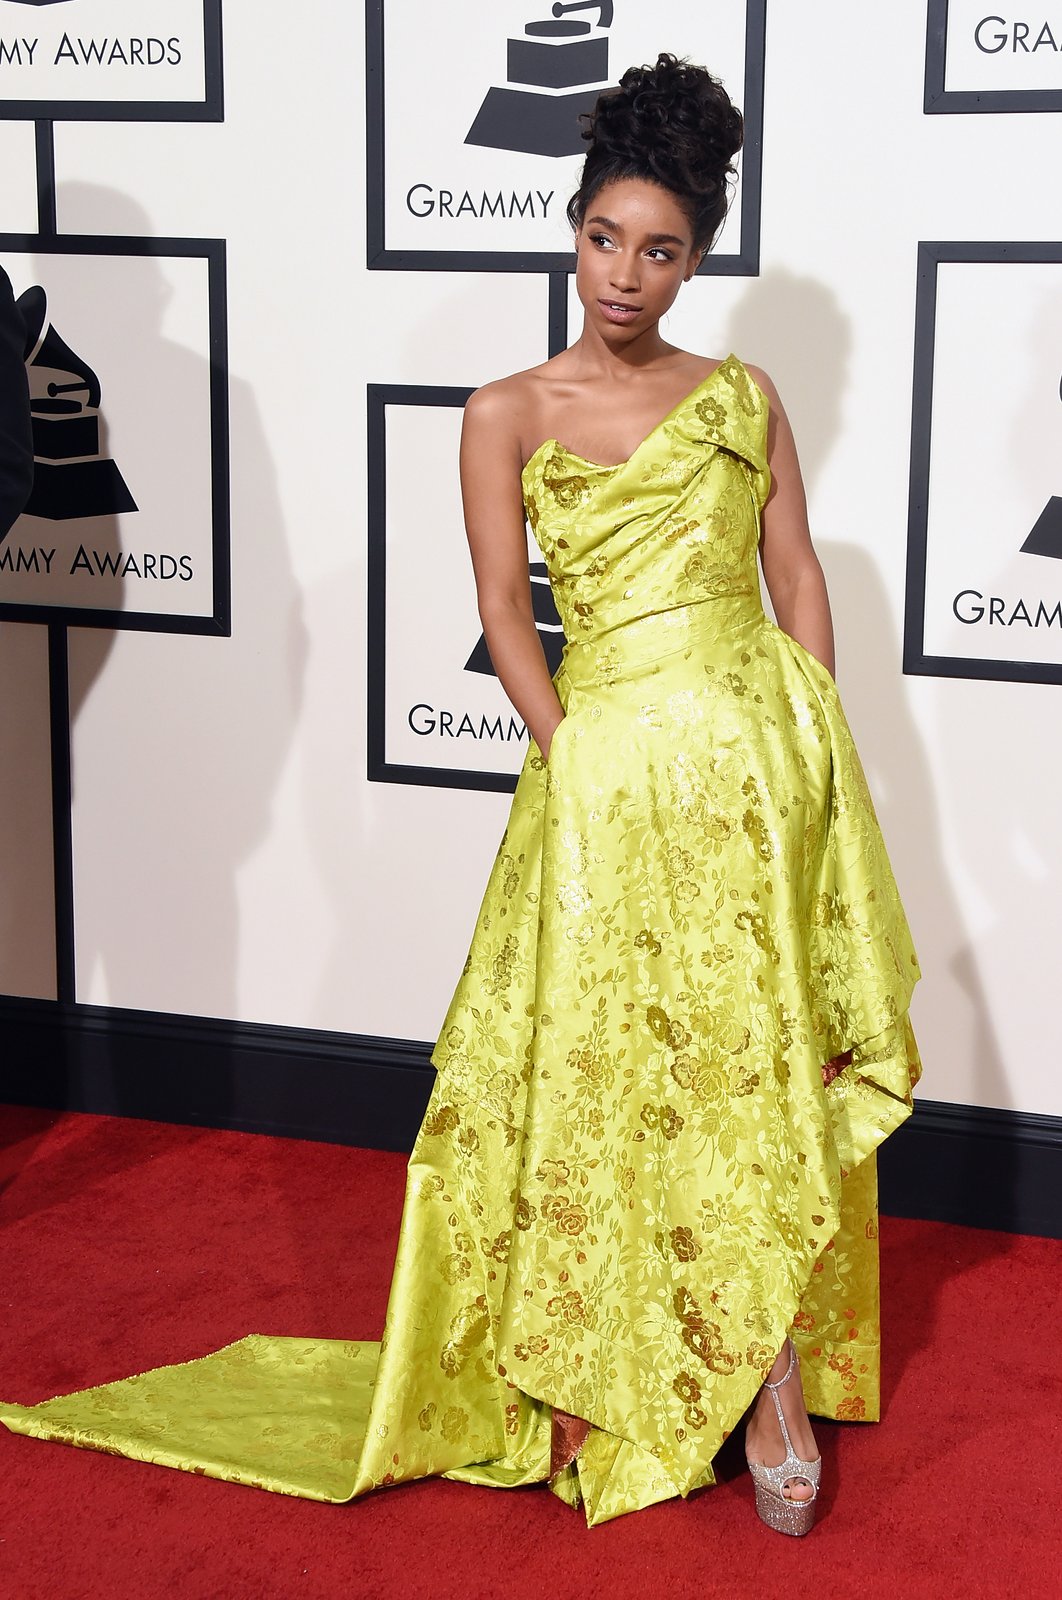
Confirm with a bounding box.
[722,271,1013,1397]
[3,182,307,1190]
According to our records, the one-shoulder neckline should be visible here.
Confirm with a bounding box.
[520,353,759,482]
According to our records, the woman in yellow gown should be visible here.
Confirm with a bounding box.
[1,56,920,1532]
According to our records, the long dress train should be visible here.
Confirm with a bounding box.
[0,355,921,1526]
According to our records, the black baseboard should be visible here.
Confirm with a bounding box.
[877,1096,1061,1240]
[1,995,1059,1239]
[0,995,434,1154]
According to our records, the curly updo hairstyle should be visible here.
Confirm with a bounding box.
[566,53,743,256]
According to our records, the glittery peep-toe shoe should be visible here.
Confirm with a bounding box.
[745,1339,821,1536]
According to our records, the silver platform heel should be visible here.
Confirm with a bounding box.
[745,1338,821,1536]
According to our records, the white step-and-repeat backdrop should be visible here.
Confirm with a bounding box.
[0,1,1059,1120]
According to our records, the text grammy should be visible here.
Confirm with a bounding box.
[952,587,1062,626]
[407,703,527,743]
[405,185,558,221]
[973,16,1062,52]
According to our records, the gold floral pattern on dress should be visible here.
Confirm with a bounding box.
[423,1103,460,1137]
[716,354,759,414]
[439,1299,490,1378]
[481,1231,511,1264]
[440,1251,472,1285]
[669,1227,701,1262]
[683,549,736,594]
[440,1406,469,1443]
[544,453,591,509]
[734,908,781,964]
[418,1402,437,1432]
[695,396,727,432]
[640,1102,685,1140]
[546,1290,588,1326]
[673,1371,701,1404]
[670,1052,721,1103]
[546,1199,588,1237]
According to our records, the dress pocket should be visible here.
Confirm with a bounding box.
[770,621,840,705]
[545,713,572,767]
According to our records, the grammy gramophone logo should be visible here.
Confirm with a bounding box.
[465,561,566,675]
[1022,501,1062,559]
[947,363,1062,641]
[1019,369,1062,562]
[466,0,614,158]
[18,284,137,521]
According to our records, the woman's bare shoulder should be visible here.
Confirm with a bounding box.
[463,362,576,461]
[465,361,569,412]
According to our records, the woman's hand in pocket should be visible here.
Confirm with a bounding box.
[541,712,567,763]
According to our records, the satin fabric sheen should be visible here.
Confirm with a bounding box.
[0,356,921,1526]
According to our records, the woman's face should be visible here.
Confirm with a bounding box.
[573,178,702,342]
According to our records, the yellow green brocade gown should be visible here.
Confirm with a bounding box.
[0,355,922,1526]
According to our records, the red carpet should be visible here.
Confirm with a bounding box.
[0,1104,1057,1600]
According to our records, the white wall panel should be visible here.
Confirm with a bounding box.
[0,121,38,231]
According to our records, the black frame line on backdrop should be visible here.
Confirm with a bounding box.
[0,0,224,123]
[47,621,74,1002]
[0,228,232,637]
[904,239,1062,689]
[364,0,766,275]
[924,0,1062,114]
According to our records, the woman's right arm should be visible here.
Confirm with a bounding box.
[459,383,565,758]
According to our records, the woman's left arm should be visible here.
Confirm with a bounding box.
[748,365,836,678]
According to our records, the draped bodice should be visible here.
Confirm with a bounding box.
[521,354,771,681]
